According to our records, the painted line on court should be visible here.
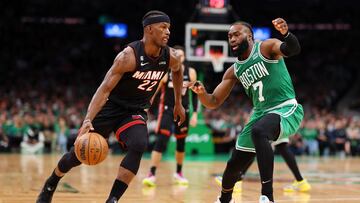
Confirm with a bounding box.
[240,197,360,203]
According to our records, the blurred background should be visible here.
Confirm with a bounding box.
[1,0,360,158]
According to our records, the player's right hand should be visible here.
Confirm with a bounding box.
[186,80,206,95]
[78,119,94,137]
[272,18,288,35]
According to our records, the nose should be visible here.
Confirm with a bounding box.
[229,37,236,44]
[165,28,170,35]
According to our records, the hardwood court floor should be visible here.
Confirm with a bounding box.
[1,154,360,203]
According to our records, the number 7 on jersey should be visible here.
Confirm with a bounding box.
[252,81,265,102]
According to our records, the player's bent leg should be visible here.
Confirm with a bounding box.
[251,113,281,202]
[173,137,188,185]
[143,133,170,186]
[215,176,242,193]
[107,123,147,202]
[275,143,311,192]
[215,155,255,193]
[219,149,256,203]
[36,148,81,203]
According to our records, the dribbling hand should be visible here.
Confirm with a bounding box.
[272,18,288,35]
[78,119,94,137]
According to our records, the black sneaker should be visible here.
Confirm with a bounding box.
[105,197,118,203]
[36,181,57,203]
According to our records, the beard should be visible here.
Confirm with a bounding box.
[231,39,249,57]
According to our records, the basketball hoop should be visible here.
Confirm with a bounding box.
[210,53,225,72]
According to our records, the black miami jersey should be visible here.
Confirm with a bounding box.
[108,40,170,111]
[161,65,191,110]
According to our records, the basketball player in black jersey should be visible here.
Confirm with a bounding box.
[143,46,198,187]
[36,10,185,203]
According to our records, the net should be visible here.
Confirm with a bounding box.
[210,53,225,72]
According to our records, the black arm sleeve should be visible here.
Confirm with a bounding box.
[280,32,301,57]
[191,91,198,112]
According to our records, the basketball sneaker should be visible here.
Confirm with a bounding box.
[259,195,274,203]
[215,176,242,193]
[214,196,235,203]
[173,172,189,185]
[142,174,156,187]
[283,179,311,192]
[36,180,57,203]
[105,197,118,203]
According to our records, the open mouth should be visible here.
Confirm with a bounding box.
[231,45,239,51]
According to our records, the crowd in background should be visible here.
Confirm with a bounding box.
[203,93,360,157]
[1,84,360,157]
[1,0,359,156]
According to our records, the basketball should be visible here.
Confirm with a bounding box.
[74,132,109,165]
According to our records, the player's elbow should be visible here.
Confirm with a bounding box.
[280,43,301,57]
[204,98,222,109]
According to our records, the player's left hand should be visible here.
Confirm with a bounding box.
[78,119,94,137]
[174,103,186,126]
[272,18,288,35]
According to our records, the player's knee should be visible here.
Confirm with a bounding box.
[120,149,143,174]
[128,138,148,153]
[57,147,81,173]
[176,138,185,152]
[153,135,169,153]
[226,158,240,173]
[227,152,241,167]
[275,142,287,152]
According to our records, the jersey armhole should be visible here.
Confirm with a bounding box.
[165,46,171,71]
[258,41,279,64]
[128,42,140,69]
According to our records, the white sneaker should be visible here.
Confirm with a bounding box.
[259,195,274,203]
[142,174,156,187]
[173,172,189,185]
[214,196,235,203]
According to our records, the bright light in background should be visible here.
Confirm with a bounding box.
[253,27,271,41]
[104,23,127,38]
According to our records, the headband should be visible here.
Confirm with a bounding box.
[142,15,170,27]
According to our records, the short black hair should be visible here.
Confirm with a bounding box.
[142,10,168,21]
[232,21,254,41]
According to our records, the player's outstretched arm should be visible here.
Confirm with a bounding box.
[187,66,237,109]
[79,47,136,135]
[169,48,185,125]
[261,18,301,60]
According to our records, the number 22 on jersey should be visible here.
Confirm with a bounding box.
[138,80,158,91]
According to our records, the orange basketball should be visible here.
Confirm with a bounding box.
[74,132,109,165]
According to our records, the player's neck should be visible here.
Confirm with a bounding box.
[142,38,162,58]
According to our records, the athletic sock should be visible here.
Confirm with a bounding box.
[106,179,128,201]
[150,166,156,176]
[176,164,182,174]
[220,189,233,203]
[47,170,62,186]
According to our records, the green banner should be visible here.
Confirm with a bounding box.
[166,113,214,155]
